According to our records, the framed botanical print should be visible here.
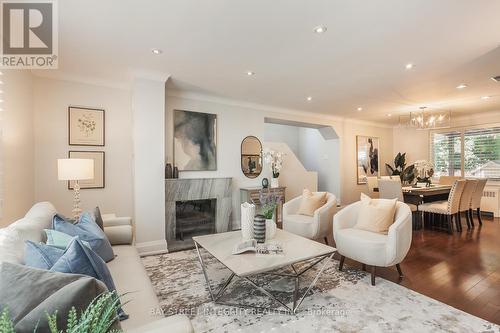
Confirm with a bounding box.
[356,135,379,184]
[69,106,105,146]
[68,151,105,189]
[174,110,217,171]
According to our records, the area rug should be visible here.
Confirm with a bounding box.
[141,249,499,333]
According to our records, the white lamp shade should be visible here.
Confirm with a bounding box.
[58,159,94,181]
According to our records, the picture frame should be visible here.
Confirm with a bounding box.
[68,151,105,189]
[69,106,105,146]
[173,109,217,171]
[356,135,380,184]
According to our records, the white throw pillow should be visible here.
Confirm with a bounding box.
[0,228,23,264]
[354,193,397,234]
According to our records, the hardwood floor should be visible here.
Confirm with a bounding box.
[336,215,500,324]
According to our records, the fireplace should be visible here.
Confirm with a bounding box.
[166,178,232,252]
[175,199,216,242]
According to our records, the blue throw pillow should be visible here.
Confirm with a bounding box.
[53,212,114,262]
[50,237,128,321]
[24,241,64,270]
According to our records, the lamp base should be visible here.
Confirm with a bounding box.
[72,181,82,220]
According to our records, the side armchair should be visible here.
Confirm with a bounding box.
[283,192,337,244]
[333,201,412,285]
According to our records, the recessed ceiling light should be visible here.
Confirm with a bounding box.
[405,63,414,70]
[313,25,327,34]
[306,96,312,101]
[387,113,392,117]
[481,95,491,100]
[246,71,255,76]
[357,107,363,111]
[456,84,468,89]
[151,48,162,55]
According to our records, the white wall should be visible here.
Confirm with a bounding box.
[263,123,300,157]
[1,70,35,226]
[132,78,167,253]
[33,77,134,219]
[298,127,341,200]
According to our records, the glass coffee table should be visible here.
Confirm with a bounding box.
[193,229,335,314]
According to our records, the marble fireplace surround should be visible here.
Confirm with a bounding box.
[165,178,232,251]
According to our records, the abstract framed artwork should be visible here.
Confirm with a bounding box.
[356,135,379,184]
[174,110,217,171]
[69,106,105,146]
[68,151,105,189]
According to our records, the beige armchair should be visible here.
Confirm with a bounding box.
[283,192,337,244]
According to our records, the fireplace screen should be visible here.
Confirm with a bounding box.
[175,199,216,243]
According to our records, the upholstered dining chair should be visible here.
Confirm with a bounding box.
[438,175,461,185]
[366,177,379,198]
[469,178,488,226]
[333,201,412,286]
[418,180,466,233]
[457,179,478,230]
[283,192,337,244]
[378,179,417,218]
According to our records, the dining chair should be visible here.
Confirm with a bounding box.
[457,179,478,230]
[438,176,461,185]
[379,179,418,227]
[366,177,378,198]
[418,180,466,234]
[469,178,488,226]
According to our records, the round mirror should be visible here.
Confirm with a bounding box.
[241,136,263,178]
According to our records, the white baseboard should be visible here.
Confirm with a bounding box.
[135,239,168,256]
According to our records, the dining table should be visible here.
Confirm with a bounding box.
[374,184,452,229]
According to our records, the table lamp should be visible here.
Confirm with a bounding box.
[58,158,94,219]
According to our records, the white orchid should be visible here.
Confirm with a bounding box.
[263,149,285,178]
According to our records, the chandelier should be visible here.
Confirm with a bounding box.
[399,107,451,130]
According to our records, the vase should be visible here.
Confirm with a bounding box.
[173,166,179,179]
[270,177,279,188]
[253,215,266,243]
[165,163,173,179]
[265,219,277,240]
[241,202,255,240]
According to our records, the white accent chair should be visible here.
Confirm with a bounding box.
[333,201,412,285]
[283,192,337,244]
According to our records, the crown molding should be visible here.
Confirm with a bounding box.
[31,70,132,90]
[167,89,393,129]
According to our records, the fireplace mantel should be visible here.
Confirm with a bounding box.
[165,177,232,251]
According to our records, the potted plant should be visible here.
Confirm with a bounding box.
[263,149,285,188]
[385,152,416,185]
[0,291,123,333]
[257,189,281,240]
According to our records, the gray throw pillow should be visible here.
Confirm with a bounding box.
[49,237,128,321]
[94,206,104,230]
[0,262,120,332]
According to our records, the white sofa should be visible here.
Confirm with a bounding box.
[333,201,412,285]
[0,202,193,333]
[283,192,337,243]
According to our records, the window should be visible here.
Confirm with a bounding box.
[431,131,462,177]
[464,127,500,178]
[430,125,500,179]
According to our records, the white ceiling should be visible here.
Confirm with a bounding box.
[36,0,500,122]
